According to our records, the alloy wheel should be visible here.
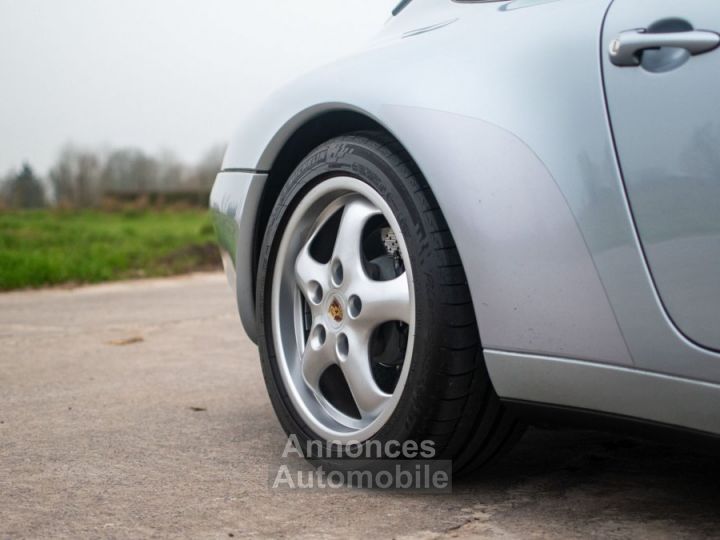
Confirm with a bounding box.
[270,176,416,442]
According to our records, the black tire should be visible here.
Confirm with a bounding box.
[256,131,524,476]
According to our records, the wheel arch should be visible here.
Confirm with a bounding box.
[222,101,633,368]
[247,106,421,336]
[217,0,634,363]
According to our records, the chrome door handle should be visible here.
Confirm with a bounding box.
[609,29,720,66]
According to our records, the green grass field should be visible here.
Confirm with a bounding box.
[0,210,220,290]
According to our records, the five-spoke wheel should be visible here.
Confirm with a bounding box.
[271,177,415,441]
[257,133,522,473]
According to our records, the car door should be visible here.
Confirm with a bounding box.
[602,0,720,351]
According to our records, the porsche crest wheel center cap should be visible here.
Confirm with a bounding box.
[328,297,344,324]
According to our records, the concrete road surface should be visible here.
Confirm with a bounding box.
[2,273,720,539]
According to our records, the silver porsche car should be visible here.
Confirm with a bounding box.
[211,0,720,473]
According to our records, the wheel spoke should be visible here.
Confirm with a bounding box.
[332,198,381,281]
[358,272,411,325]
[295,243,327,304]
[339,330,390,417]
[301,335,335,395]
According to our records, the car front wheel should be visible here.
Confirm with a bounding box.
[256,132,522,475]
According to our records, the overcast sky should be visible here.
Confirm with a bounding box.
[0,0,396,175]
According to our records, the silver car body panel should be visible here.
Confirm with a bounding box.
[211,0,720,433]
[210,171,266,342]
[486,350,720,435]
[603,0,720,351]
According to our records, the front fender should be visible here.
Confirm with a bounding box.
[219,0,643,366]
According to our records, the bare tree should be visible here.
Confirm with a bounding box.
[154,150,185,192]
[37,142,227,208]
[49,146,102,207]
[0,170,12,207]
[187,144,225,191]
[101,148,161,193]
